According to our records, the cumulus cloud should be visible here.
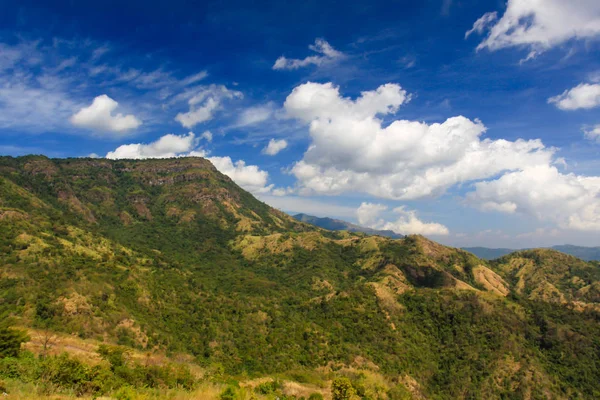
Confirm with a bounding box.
[285,81,552,200]
[105,132,273,194]
[70,95,142,135]
[284,81,600,231]
[548,83,600,110]
[273,39,344,70]
[106,132,200,159]
[468,0,600,56]
[584,125,600,143]
[208,156,273,194]
[466,165,600,231]
[262,139,288,155]
[175,84,242,128]
[357,202,449,236]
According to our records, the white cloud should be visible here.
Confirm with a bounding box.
[399,55,417,69]
[357,202,449,236]
[262,139,288,155]
[0,38,210,134]
[584,125,600,143]
[236,103,275,127]
[465,12,497,39]
[175,84,243,128]
[200,130,213,142]
[589,70,600,83]
[106,132,199,159]
[208,156,273,194]
[356,203,388,227]
[180,71,209,86]
[105,132,273,194]
[548,83,600,110]
[466,165,600,231]
[284,81,600,231]
[0,40,84,133]
[285,81,553,200]
[273,39,345,70]
[469,0,600,56]
[70,95,142,135]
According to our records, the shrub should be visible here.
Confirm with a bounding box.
[220,386,237,400]
[97,344,129,371]
[255,379,283,394]
[331,377,356,400]
[114,385,137,400]
[0,321,29,359]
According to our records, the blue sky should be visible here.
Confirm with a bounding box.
[1,0,600,247]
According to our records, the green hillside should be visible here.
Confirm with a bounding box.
[1,156,599,399]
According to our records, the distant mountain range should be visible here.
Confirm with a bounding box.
[292,213,404,239]
[292,214,600,261]
[463,245,600,261]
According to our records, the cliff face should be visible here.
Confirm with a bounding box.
[1,156,600,398]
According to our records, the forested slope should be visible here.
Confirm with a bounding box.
[1,156,599,399]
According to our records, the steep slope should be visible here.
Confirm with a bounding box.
[293,213,404,239]
[1,156,600,399]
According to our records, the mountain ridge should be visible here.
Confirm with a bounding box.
[464,245,600,261]
[292,212,600,261]
[1,155,599,399]
[293,213,404,239]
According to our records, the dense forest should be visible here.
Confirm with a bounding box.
[0,156,599,399]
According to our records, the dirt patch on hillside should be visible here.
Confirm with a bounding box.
[474,266,510,296]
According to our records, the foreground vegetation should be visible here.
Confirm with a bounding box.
[1,156,599,399]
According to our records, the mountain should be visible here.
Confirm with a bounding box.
[1,155,600,399]
[462,247,516,260]
[551,245,600,261]
[493,249,600,306]
[464,245,600,261]
[293,213,404,239]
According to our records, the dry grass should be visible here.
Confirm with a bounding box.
[473,266,510,296]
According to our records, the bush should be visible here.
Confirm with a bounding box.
[97,344,129,371]
[309,393,324,400]
[40,353,89,387]
[255,379,283,394]
[220,386,237,400]
[114,385,137,400]
[387,385,412,400]
[331,377,356,400]
[0,321,29,359]
[0,349,199,396]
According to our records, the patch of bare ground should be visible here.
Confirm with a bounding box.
[473,265,510,296]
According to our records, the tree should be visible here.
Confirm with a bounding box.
[97,344,130,371]
[0,320,30,358]
[332,377,356,400]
